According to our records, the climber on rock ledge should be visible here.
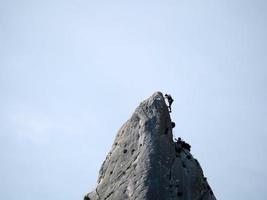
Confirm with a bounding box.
[175,137,191,152]
[164,94,174,113]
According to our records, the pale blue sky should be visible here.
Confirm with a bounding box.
[1,0,267,199]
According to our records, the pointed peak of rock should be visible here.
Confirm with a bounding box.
[137,91,166,110]
[147,91,164,100]
[134,91,170,122]
[85,92,216,200]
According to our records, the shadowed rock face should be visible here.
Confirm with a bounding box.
[85,92,216,200]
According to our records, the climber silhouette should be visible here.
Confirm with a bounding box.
[164,94,174,113]
[175,137,191,152]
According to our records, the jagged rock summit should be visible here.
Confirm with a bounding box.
[85,92,216,200]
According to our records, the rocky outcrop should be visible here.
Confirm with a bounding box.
[84,92,216,200]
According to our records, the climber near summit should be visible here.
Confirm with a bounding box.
[165,94,174,113]
[176,137,191,152]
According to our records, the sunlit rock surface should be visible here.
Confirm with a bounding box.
[84,92,216,200]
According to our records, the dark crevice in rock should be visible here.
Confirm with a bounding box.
[131,149,135,155]
[95,188,100,200]
[177,191,183,196]
[165,127,169,134]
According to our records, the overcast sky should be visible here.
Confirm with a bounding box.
[1,0,267,199]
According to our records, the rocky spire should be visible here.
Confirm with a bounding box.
[84,92,216,200]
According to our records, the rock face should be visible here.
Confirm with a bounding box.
[85,92,216,200]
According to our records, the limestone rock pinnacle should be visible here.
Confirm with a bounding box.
[85,92,216,200]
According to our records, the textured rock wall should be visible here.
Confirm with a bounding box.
[85,92,216,200]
